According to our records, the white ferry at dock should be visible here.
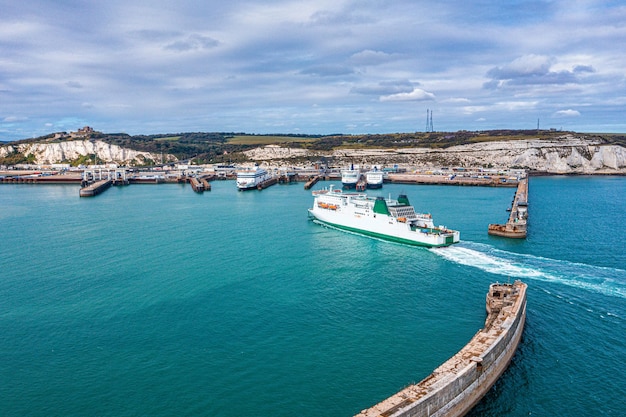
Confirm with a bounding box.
[308,186,460,247]
[341,167,360,189]
[236,166,271,191]
[365,167,384,189]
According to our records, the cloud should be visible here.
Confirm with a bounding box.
[485,54,582,88]
[1,1,626,140]
[488,54,554,79]
[163,34,220,52]
[300,65,355,77]
[349,50,394,66]
[573,65,595,74]
[553,109,581,117]
[351,80,415,96]
[444,98,471,104]
[65,81,83,89]
[3,116,28,123]
[380,88,435,102]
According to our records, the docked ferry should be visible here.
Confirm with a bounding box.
[365,168,384,189]
[236,166,271,190]
[308,186,459,247]
[341,168,359,189]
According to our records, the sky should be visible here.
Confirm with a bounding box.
[1,0,626,141]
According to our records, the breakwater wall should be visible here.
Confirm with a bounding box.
[488,178,528,238]
[357,281,527,417]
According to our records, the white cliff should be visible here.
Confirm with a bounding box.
[244,135,626,174]
[0,140,176,166]
[3,135,625,174]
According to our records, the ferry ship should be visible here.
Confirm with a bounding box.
[308,186,460,247]
[341,168,359,189]
[365,167,384,189]
[236,166,271,191]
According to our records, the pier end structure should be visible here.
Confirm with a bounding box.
[79,179,112,197]
[488,178,528,238]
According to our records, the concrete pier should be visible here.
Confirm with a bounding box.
[357,281,527,417]
[488,178,528,238]
[201,177,212,191]
[257,177,278,190]
[304,176,320,190]
[387,173,518,187]
[189,177,205,193]
[79,179,112,197]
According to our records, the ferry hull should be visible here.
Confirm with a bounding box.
[341,169,360,189]
[237,184,258,191]
[310,214,457,247]
[236,167,271,191]
[309,188,459,248]
[365,171,384,189]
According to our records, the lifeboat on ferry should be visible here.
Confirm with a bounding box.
[328,205,338,210]
[318,202,329,209]
[397,217,407,223]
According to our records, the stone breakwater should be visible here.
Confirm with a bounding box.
[356,281,527,417]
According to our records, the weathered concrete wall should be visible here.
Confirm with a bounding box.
[357,282,527,417]
[390,299,526,417]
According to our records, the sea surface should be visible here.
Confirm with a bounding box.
[1,176,625,416]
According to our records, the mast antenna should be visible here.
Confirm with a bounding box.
[425,109,434,132]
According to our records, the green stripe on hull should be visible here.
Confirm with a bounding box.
[312,218,456,248]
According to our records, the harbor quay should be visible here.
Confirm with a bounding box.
[386,173,517,187]
[0,165,526,195]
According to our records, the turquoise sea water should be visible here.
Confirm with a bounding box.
[1,177,625,416]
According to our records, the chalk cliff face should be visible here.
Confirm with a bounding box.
[245,136,626,174]
[394,137,626,174]
[0,140,177,165]
[3,135,625,173]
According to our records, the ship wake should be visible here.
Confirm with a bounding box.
[433,242,626,300]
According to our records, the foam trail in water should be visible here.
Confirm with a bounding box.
[432,242,626,299]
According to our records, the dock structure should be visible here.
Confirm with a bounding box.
[257,176,278,190]
[79,179,112,197]
[111,168,130,186]
[356,175,367,191]
[0,173,82,184]
[200,177,212,191]
[387,173,518,187]
[278,171,298,183]
[356,281,527,417]
[189,177,205,193]
[488,178,528,238]
[304,175,320,190]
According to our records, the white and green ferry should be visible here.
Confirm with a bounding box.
[308,186,460,247]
